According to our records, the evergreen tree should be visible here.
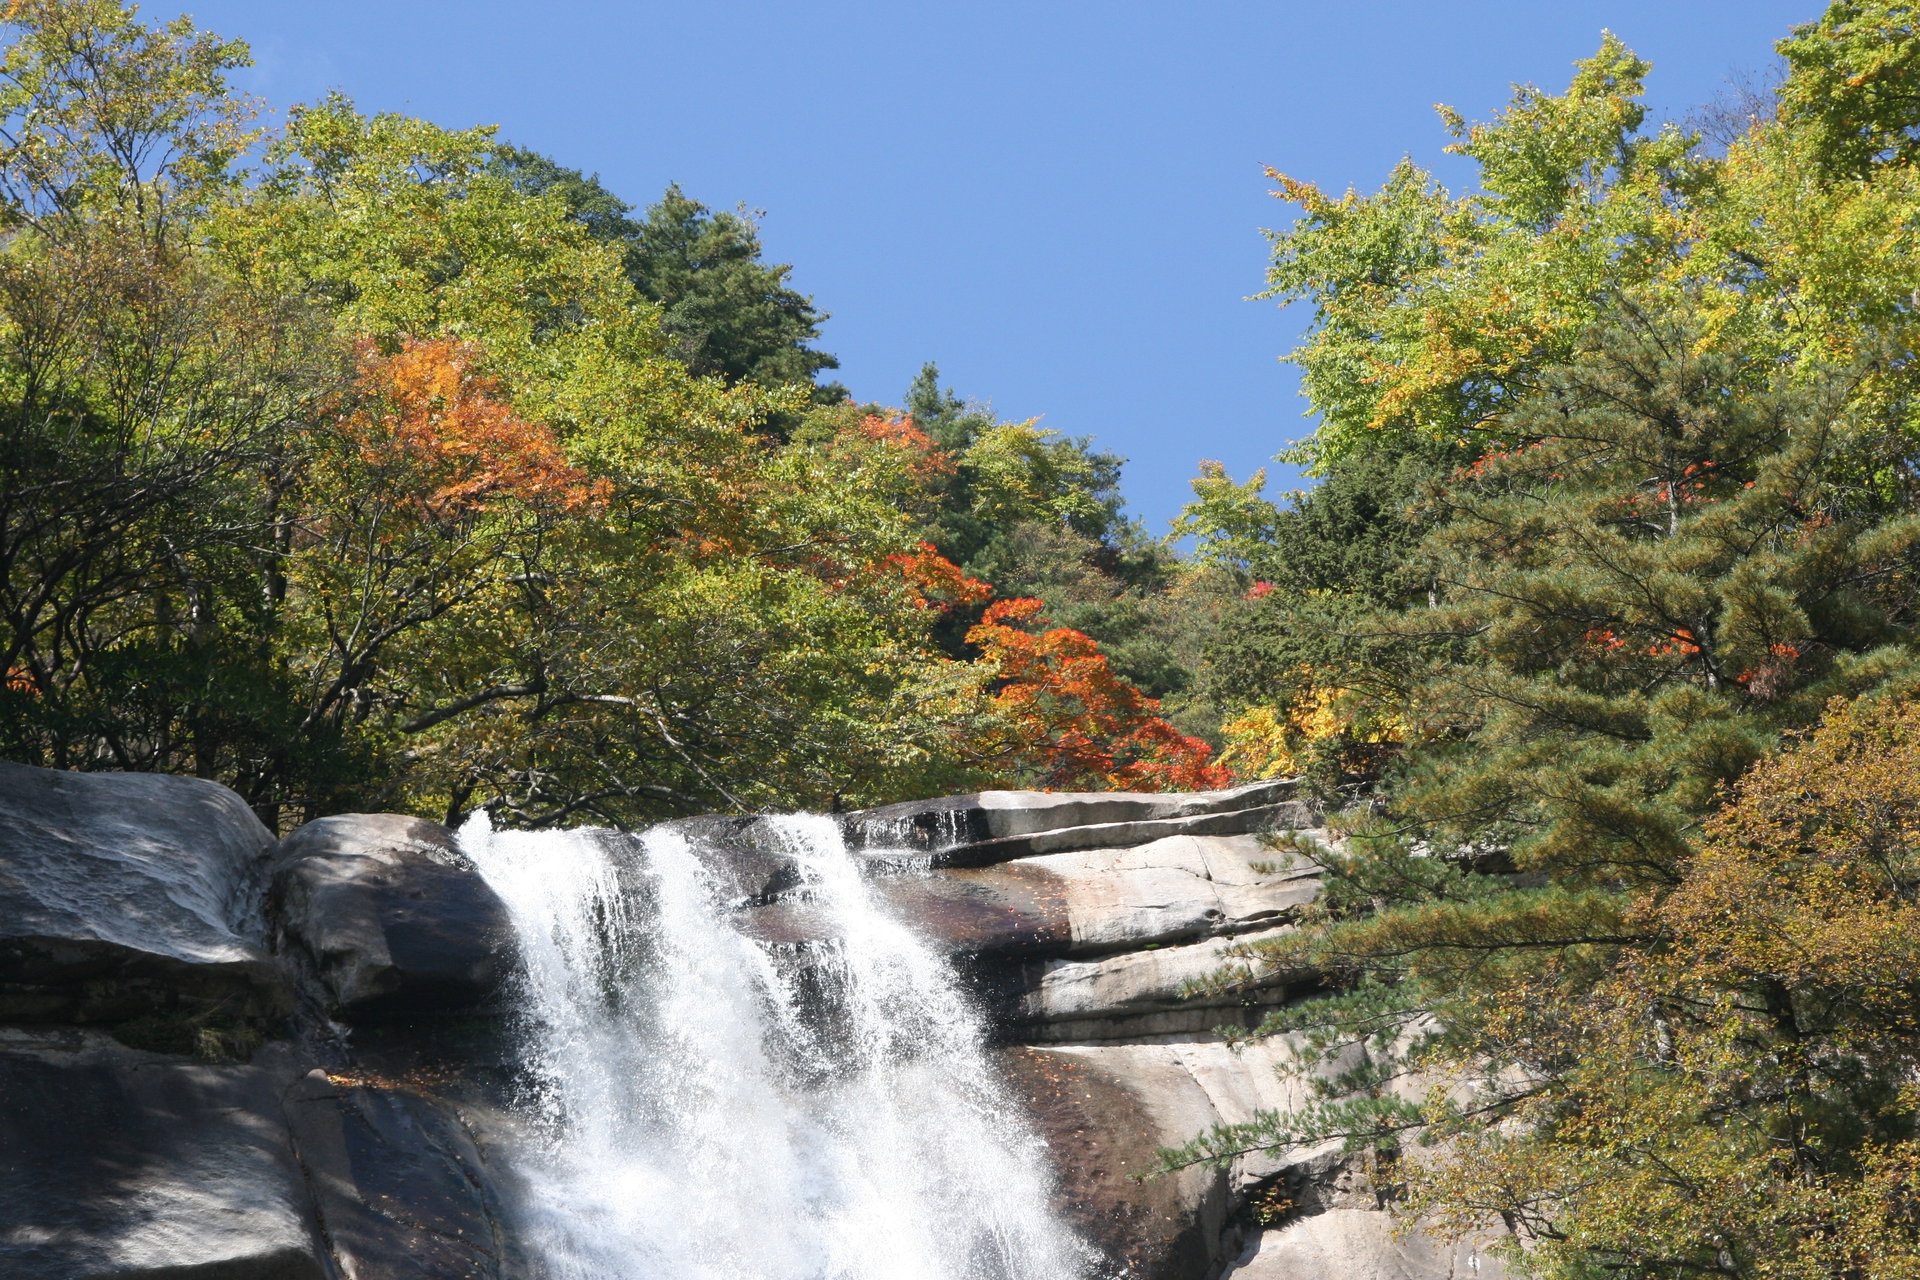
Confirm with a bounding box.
[1385,305,1920,877]
[1161,305,1920,1251]
[1179,436,1452,783]
[494,148,843,398]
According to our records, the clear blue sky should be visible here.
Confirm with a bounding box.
[179,0,1818,532]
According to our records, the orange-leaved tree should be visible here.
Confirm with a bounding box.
[340,335,609,518]
[848,413,955,483]
[964,597,1227,792]
[884,542,991,612]
[275,333,611,813]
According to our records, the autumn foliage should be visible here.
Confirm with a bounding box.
[965,597,1227,791]
[1403,695,1920,1278]
[0,0,1240,828]
[884,543,991,611]
[343,337,608,517]
[850,413,954,482]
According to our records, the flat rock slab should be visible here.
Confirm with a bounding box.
[0,1028,322,1280]
[1223,1210,1506,1280]
[283,1068,524,1280]
[272,814,517,1021]
[917,803,1319,870]
[1011,928,1296,1042]
[746,833,1321,962]
[961,831,1323,956]
[0,761,288,1024]
[842,780,1309,858]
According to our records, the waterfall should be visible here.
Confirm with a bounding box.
[461,813,1089,1280]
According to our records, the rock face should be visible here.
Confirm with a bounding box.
[271,813,517,1020]
[279,1066,526,1280]
[801,782,1493,1280]
[0,766,525,1280]
[0,762,1486,1280]
[0,1027,324,1280]
[0,760,292,1027]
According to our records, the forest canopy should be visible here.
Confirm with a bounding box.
[0,0,1223,829]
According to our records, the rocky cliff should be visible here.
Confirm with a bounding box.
[0,760,1498,1279]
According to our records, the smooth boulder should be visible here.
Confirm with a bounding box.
[0,761,288,1025]
[271,814,517,1020]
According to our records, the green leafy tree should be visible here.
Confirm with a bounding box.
[0,0,346,805]
[1170,8,1920,1262]
[1250,26,1920,474]
[0,1,1014,826]
[0,0,1210,826]
[1777,1,1920,178]
[0,0,260,237]
[213,97,993,825]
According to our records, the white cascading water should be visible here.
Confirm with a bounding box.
[461,813,1090,1280]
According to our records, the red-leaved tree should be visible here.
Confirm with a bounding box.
[965,597,1227,792]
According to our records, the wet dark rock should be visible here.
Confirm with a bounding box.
[0,1027,322,1280]
[271,814,518,1022]
[740,860,1074,958]
[0,761,291,1027]
[282,1068,525,1280]
[997,1045,1217,1280]
[873,862,1074,955]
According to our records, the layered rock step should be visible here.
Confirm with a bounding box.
[741,782,1502,1280]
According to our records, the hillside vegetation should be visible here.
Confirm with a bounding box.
[1163,5,1920,1276]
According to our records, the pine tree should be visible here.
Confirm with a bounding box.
[493,149,843,398]
[1161,303,1920,1196]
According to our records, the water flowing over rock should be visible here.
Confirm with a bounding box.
[0,762,1500,1280]
[465,815,1087,1280]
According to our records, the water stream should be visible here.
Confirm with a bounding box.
[461,813,1088,1280]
